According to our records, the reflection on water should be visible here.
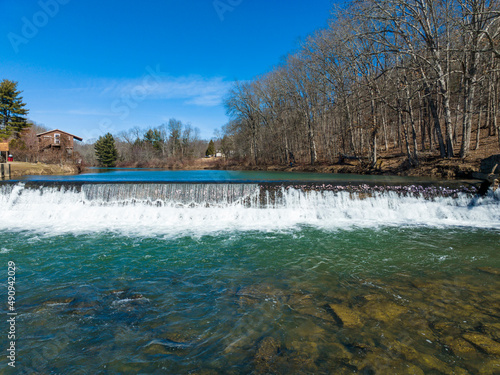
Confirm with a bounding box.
[13,168,452,184]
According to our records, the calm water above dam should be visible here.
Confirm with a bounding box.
[1,170,499,374]
[14,168,447,184]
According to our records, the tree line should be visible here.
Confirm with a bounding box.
[77,119,209,167]
[0,78,213,167]
[223,0,500,167]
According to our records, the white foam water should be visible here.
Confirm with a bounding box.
[0,183,498,236]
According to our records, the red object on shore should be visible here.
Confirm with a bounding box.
[7,155,13,162]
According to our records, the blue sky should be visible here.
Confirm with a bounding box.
[1,0,335,142]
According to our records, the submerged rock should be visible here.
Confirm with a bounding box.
[287,293,335,322]
[462,333,500,356]
[142,338,193,356]
[236,284,286,306]
[328,303,362,328]
[255,336,281,362]
[293,305,335,322]
[323,342,353,363]
[433,322,461,337]
[442,336,477,357]
[363,294,386,302]
[352,349,425,375]
[287,340,320,372]
[477,359,500,375]
[254,337,282,374]
[42,297,75,306]
[483,323,500,341]
[33,297,76,313]
[388,341,419,361]
[411,280,437,290]
[288,320,326,341]
[238,295,258,306]
[404,318,437,343]
[420,353,455,374]
[417,353,461,375]
[66,299,100,315]
[388,341,454,374]
[452,367,474,375]
[477,267,500,276]
[363,301,408,323]
[286,292,315,307]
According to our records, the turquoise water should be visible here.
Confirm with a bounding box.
[1,171,499,374]
[14,168,447,184]
[3,229,500,374]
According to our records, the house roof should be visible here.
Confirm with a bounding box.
[36,129,83,142]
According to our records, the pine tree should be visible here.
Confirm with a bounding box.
[205,139,215,157]
[94,133,118,167]
[144,128,163,152]
[0,79,29,139]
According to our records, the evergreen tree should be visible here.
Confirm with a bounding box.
[205,139,215,157]
[94,133,118,167]
[144,128,163,152]
[0,79,29,139]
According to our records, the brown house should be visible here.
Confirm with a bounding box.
[37,129,83,154]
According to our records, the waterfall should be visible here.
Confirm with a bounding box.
[0,182,498,235]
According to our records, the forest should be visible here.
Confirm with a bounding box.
[75,119,209,168]
[222,0,500,168]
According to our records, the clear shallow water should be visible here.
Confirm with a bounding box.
[1,175,499,374]
[2,229,500,374]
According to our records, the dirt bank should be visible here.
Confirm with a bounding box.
[184,154,481,179]
[91,153,494,180]
[8,162,80,178]
[200,136,500,179]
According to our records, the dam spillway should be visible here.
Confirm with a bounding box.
[0,181,497,235]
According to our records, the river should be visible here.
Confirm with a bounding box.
[1,170,499,374]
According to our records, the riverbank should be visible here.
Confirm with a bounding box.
[199,136,499,179]
[8,162,80,178]
[110,155,483,179]
[186,153,481,179]
[11,155,488,181]
[193,132,500,179]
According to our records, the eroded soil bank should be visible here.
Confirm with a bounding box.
[8,161,80,177]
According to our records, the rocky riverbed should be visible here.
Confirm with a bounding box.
[226,267,500,374]
[29,266,500,374]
